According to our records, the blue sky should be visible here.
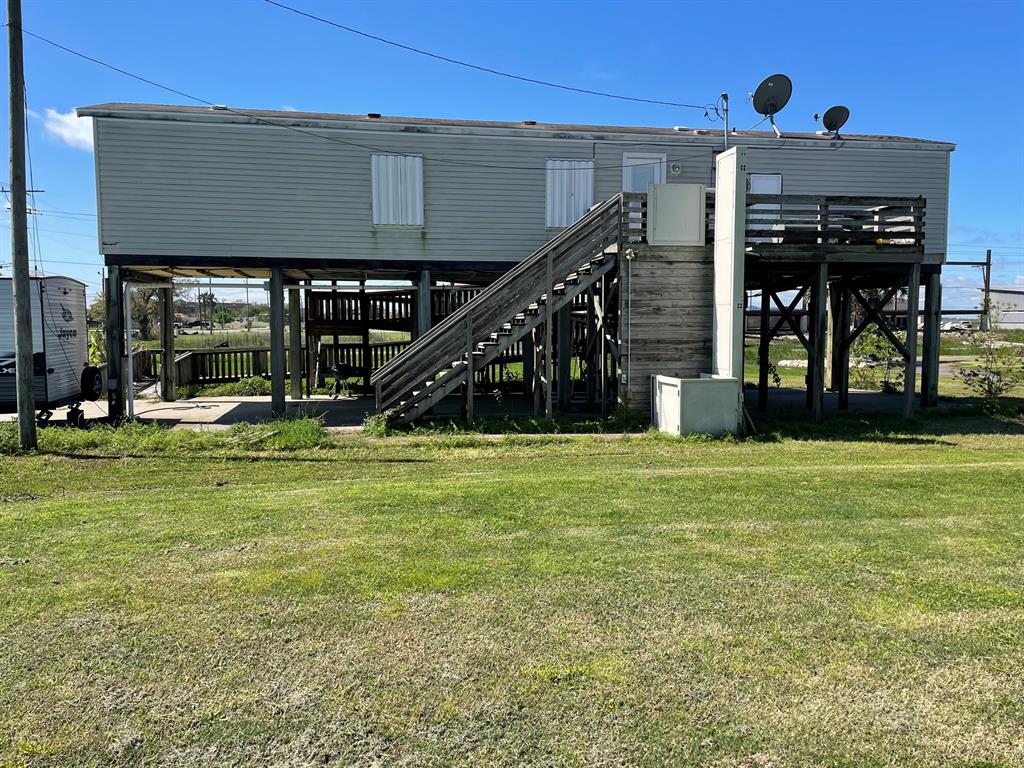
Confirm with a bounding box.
[3,0,1023,307]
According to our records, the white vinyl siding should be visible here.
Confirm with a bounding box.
[545,159,594,228]
[371,153,423,226]
[88,115,951,264]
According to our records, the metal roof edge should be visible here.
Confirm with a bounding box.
[76,103,957,152]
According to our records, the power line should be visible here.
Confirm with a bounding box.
[0,221,95,238]
[948,243,1024,250]
[36,209,97,219]
[263,0,714,111]
[20,26,716,175]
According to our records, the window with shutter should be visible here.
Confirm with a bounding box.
[371,154,424,227]
[545,159,594,228]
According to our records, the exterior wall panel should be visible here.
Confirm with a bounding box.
[91,114,952,266]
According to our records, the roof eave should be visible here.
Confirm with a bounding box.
[75,103,956,152]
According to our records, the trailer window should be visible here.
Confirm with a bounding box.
[371,154,424,227]
[545,159,594,228]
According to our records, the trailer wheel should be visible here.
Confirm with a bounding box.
[81,366,103,402]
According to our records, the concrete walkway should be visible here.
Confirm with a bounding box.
[0,395,377,432]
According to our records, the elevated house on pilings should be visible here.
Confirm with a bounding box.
[79,103,953,424]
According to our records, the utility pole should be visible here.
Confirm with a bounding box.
[980,248,992,332]
[8,0,36,450]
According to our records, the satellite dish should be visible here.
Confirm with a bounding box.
[751,74,792,137]
[821,105,850,135]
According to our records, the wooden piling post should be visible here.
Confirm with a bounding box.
[757,273,771,412]
[522,330,534,398]
[544,252,553,419]
[903,263,921,419]
[465,315,474,425]
[359,284,371,391]
[556,303,571,411]
[268,267,286,418]
[921,268,942,408]
[836,283,851,410]
[105,265,126,421]
[809,263,828,421]
[288,288,302,400]
[158,286,176,401]
[585,288,596,408]
[416,269,431,339]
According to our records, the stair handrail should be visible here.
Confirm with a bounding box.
[371,194,624,398]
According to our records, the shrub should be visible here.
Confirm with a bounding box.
[179,377,273,398]
[0,423,23,455]
[955,334,1024,401]
[363,409,397,437]
[851,328,906,393]
[227,417,332,450]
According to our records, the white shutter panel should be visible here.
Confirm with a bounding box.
[546,159,594,227]
[573,160,594,221]
[372,154,423,226]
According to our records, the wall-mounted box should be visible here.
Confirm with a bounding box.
[646,183,706,246]
[651,374,740,436]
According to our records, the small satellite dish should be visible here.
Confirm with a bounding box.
[751,74,792,137]
[821,105,850,135]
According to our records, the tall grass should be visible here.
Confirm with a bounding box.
[0,417,333,456]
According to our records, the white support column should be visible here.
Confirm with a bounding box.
[710,147,747,432]
[712,147,747,381]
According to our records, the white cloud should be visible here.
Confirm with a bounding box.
[1013,275,1024,287]
[42,108,93,151]
[280,105,298,112]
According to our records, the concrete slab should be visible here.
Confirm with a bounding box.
[0,395,377,432]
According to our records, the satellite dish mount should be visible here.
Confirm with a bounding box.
[820,105,850,138]
[752,74,793,138]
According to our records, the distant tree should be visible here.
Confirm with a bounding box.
[130,287,160,341]
[86,292,105,325]
[213,303,236,327]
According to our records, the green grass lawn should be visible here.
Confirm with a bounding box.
[2,415,1023,767]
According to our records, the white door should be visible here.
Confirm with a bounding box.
[748,173,783,243]
[622,152,667,193]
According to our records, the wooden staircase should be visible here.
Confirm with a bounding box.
[372,194,631,425]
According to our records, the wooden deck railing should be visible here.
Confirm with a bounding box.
[743,194,925,256]
[371,193,625,411]
[307,286,485,334]
[171,340,523,390]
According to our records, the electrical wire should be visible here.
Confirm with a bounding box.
[263,0,714,111]
[20,26,719,175]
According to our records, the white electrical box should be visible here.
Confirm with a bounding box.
[651,375,741,436]
[646,183,706,246]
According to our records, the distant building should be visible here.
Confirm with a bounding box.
[990,288,1024,329]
